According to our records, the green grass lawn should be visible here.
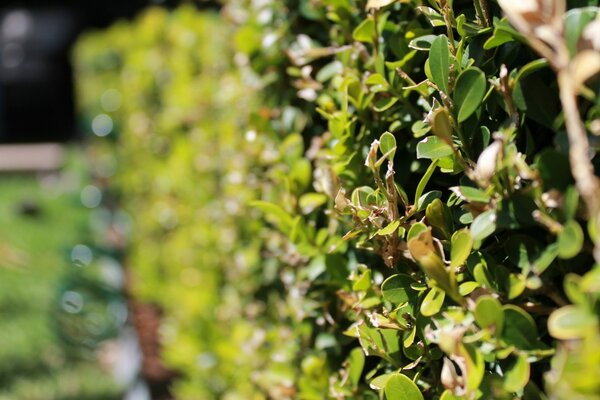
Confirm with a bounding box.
[0,152,121,399]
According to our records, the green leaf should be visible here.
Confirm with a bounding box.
[373,96,399,112]
[416,6,445,27]
[483,27,514,49]
[430,107,453,142]
[450,186,490,203]
[557,220,584,259]
[416,136,454,159]
[461,343,485,391]
[513,59,549,88]
[429,35,450,93]
[369,373,394,390]
[352,186,375,207]
[564,186,579,221]
[384,373,424,400]
[535,149,573,191]
[420,287,445,316]
[353,18,376,43]
[474,295,504,332]
[564,7,599,56]
[440,390,463,400]
[471,210,497,246]
[381,274,416,304]
[408,34,438,51]
[507,274,527,299]
[380,131,397,160]
[503,354,530,393]
[365,73,388,86]
[353,269,372,291]
[410,230,461,303]
[456,14,482,37]
[250,200,294,233]
[426,198,451,237]
[414,160,438,204]
[412,120,431,138]
[417,190,442,212]
[548,305,598,340]
[502,305,539,350]
[450,229,473,267]
[454,67,486,122]
[459,281,479,296]
[299,193,328,214]
[407,222,428,241]
[377,220,400,236]
[348,347,365,388]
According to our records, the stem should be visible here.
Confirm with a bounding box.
[473,0,490,27]
[442,5,456,55]
[557,70,600,263]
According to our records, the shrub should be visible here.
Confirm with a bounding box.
[76,1,600,398]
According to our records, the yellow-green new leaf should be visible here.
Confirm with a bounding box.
[450,229,473,267]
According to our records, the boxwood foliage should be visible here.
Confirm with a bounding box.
[75,1,600,399]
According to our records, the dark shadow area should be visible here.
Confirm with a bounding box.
[0,0,193,144]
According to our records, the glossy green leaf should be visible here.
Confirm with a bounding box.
[416,136,454,159]
[381,274,415,304]
[475,295,504,332]
[380,131,397,160]
[430,107,453,142]
[384,373,424,400]
[426,198,450,236]
[513,59,549,87]
[420,287,445,316]
[502,305,539,350]
[377,220,400,236]
[483,27,514,49]
[454,67,486,122]
[408,34,438,51]
[429,35,450,93]
[414,160,438,204]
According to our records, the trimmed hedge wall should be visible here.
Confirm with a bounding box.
[75,1,600,399]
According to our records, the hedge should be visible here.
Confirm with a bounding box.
[75,1,600,399]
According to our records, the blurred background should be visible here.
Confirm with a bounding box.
[0,0,150,143]
[0,1,215,399]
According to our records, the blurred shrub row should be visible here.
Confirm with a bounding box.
[75,1,600,399]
